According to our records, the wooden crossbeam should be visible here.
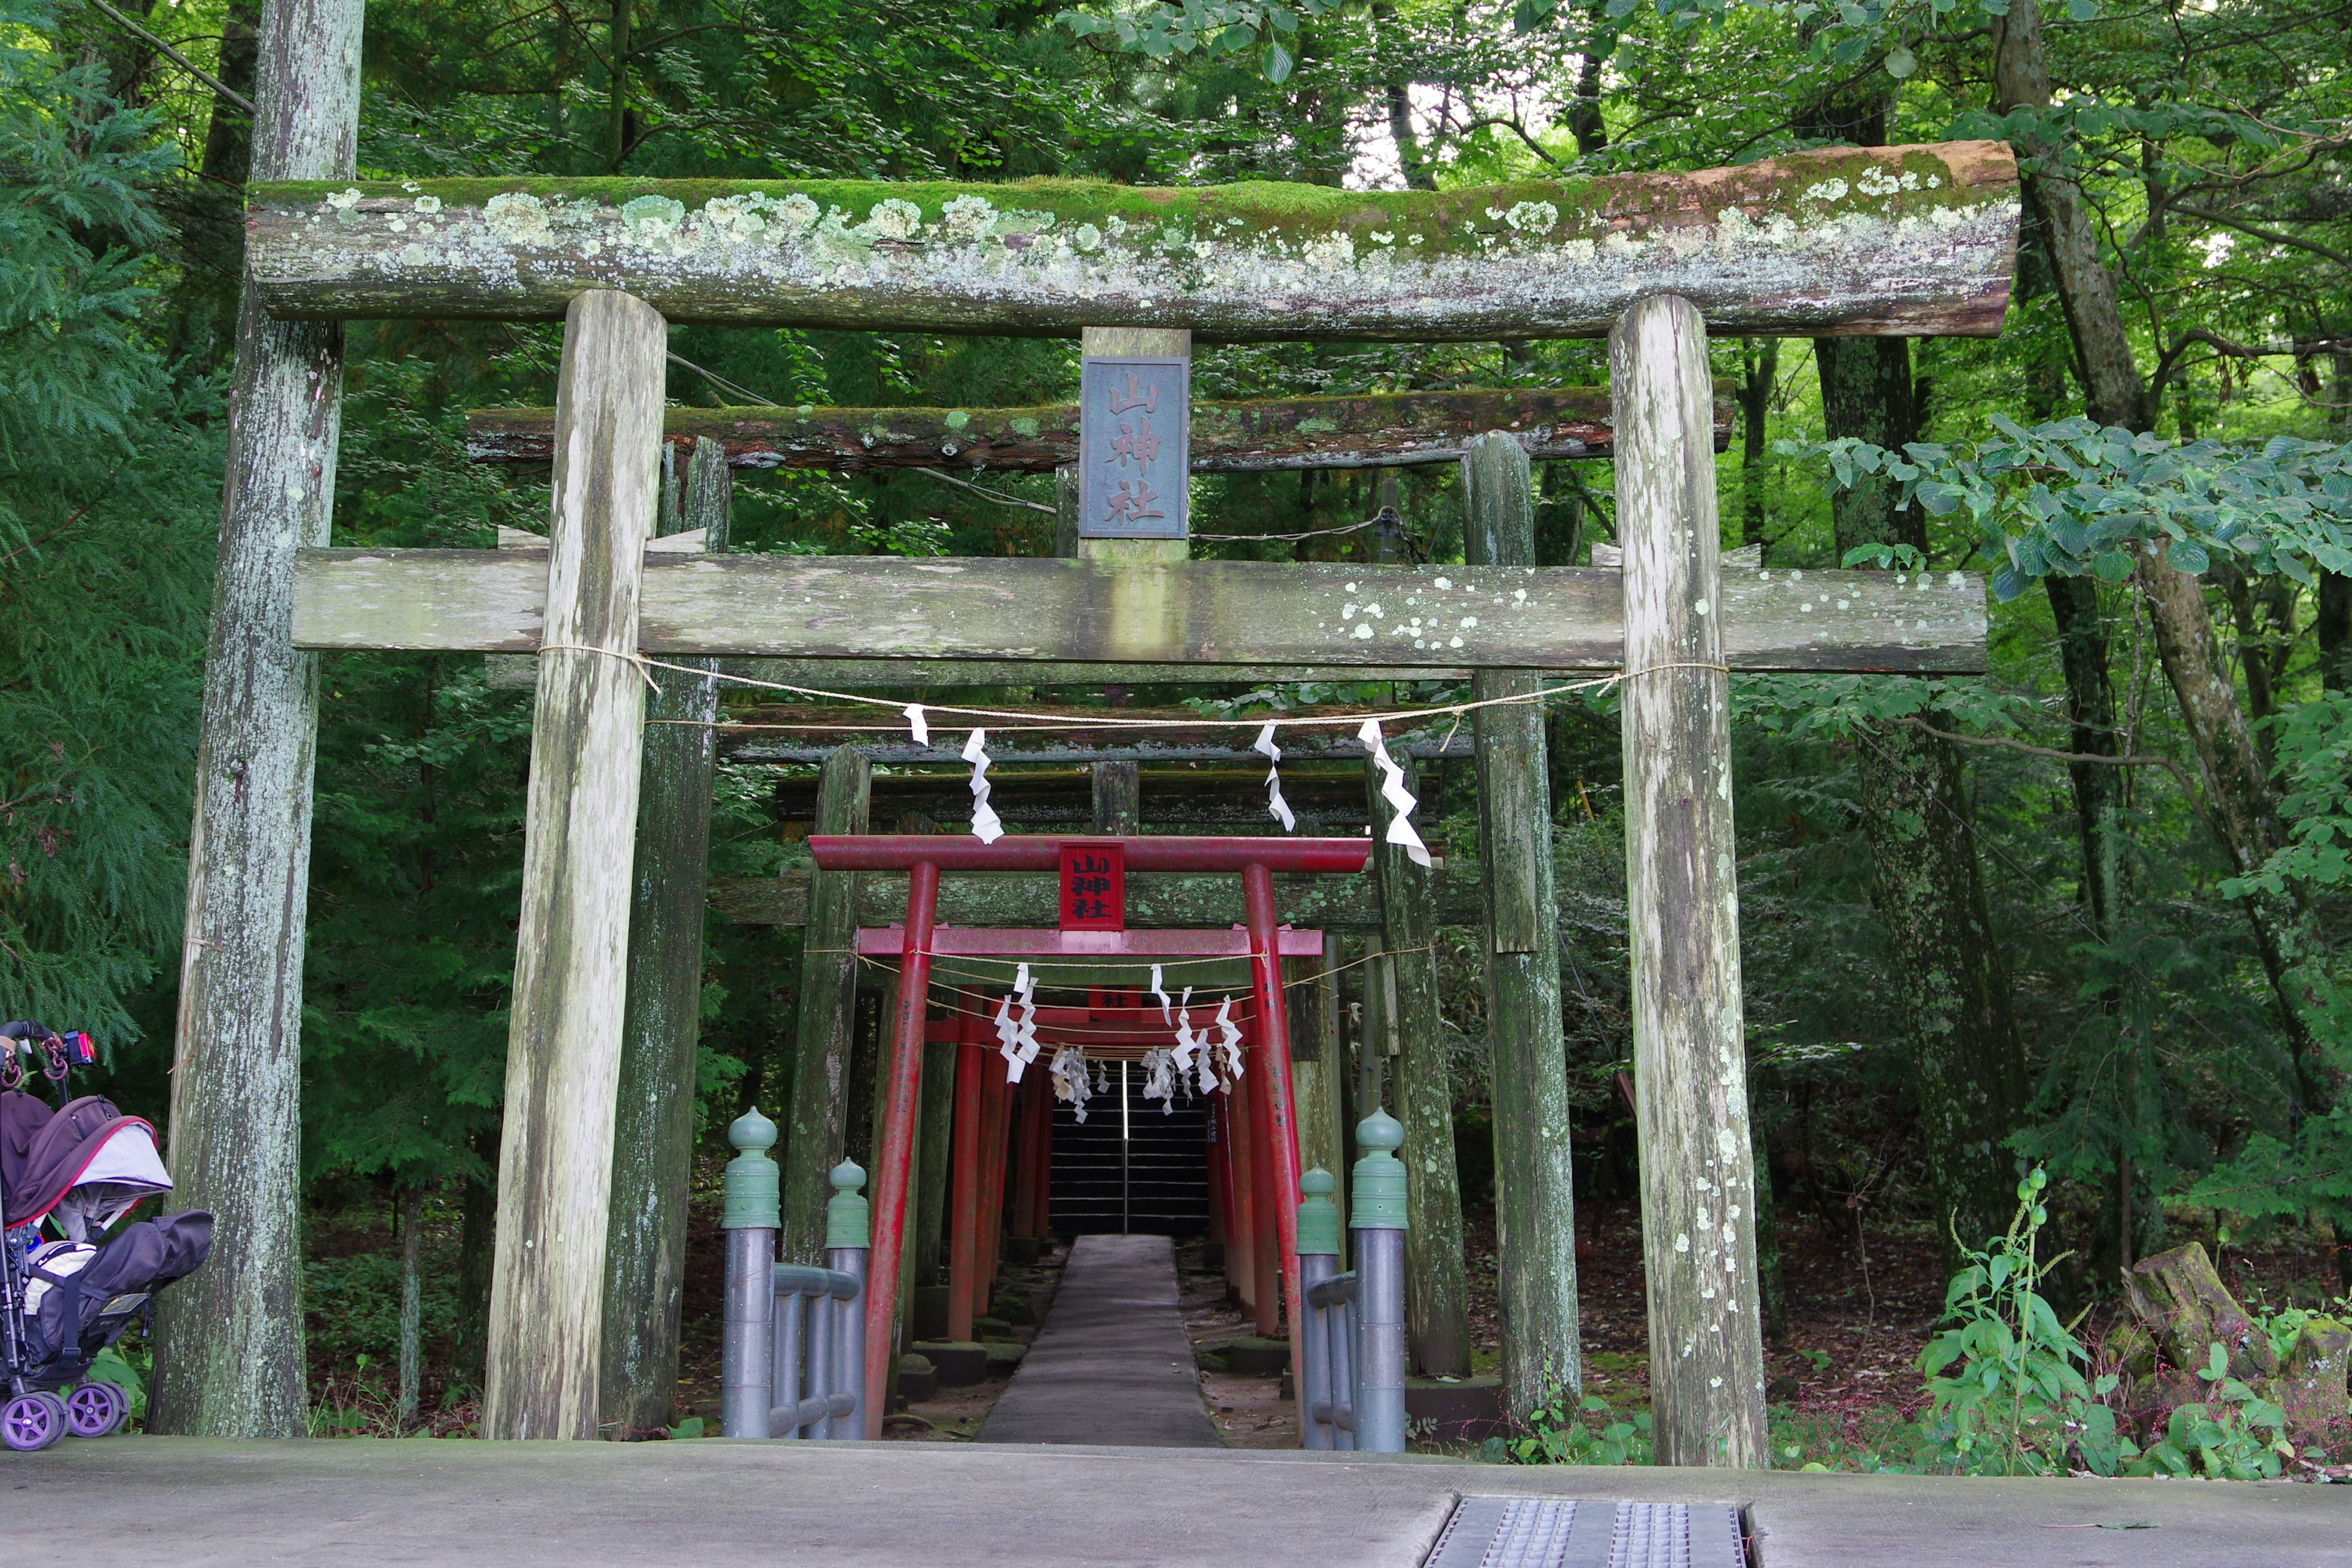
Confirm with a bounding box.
[715,704,1476,764]
[466,386,1730,470]
[249,143,2017,338]
[293,550,1987,673]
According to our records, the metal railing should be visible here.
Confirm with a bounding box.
[720,1109,871,1440]
[1302,1264,1360,1448]
[1295,1110,1409,1453]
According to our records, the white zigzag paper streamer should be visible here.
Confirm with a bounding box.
[993,963,1040,1081]
[1254,722,1297,833]
[1140,1046,1177,1113]
[963,728,1004,843]
[1151,964,1172,1023]
[904,703,930,746]
[1357,718,1432,867]
[1213,996,1245,1083]
[1050,1045,1091,1123]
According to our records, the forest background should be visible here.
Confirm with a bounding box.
[3,0,2350,1446]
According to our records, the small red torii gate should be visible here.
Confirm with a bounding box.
[810,834,1368,1433]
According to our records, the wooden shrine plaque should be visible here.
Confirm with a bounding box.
[1060,841,1128,930]
[1077,356,1189,539]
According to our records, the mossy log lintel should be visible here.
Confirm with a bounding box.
[295,552,1989,674]
[466,386,1730,470]
[249,143,2017,338]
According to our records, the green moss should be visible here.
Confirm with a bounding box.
[255,144,2010,260]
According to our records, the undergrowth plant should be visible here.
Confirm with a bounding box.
[1914,1169,2136,1476]
[1488,1392,1656,1466]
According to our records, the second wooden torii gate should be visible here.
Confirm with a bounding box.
[179,29,2013,1462]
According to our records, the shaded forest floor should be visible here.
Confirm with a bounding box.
[282,1174,2352,1468]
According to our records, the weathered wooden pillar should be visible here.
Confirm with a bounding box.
[149,0,364,1440]
[1287,937,1349,1237]
[1612,294,1768,1468]
[599,436,731,1437]
[780,745,871,1263]
[1463,430,1583,1412]
[1362,753,1472,1378]
[484,288,668,1440]
[1091,760,1140,834]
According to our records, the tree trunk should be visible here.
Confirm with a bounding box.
[1816,334,2032,1257]
[456,1152,495,1396]
[398,1183,426,1428]
[598,438,729,1440]
[149,0,364,1441]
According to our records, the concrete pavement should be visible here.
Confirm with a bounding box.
[10,1434,2350,1567]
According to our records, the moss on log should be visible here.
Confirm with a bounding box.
[249,143,2018,338]
[466,386,1729,470]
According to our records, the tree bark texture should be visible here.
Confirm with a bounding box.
[781,745,873,1264]
[598,437,730,1439]
[466,387,1689,470]
[483,289,668,1441]
[1362,752,1472,1378]
[150,0,363,1441]
[1815,334,2032,1257]
[1611,294,1769,1468]
[249,144,2019,338]
[1462,431,1585,1414]
[1989,0,2152,433]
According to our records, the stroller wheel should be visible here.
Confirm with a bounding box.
[66,1382,127,1438]
[2,1392,67,1452]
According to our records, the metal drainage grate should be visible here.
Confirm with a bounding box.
[1425,1498,1747,1568]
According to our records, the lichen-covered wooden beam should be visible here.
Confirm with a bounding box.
[466,386,1728,470]
[292,550,1989,674]
[249,142,2018,338]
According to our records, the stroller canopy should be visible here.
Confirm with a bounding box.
[1,1093,172,1240]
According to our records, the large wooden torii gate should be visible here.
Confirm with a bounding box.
[160,0,2011,1463]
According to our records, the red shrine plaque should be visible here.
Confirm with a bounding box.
[1060,841,1127,931]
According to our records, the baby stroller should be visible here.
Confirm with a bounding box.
[2,1022,213,1452]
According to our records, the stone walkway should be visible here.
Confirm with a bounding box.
[16,1437,2351,1566]
[978,1232,1222,1447]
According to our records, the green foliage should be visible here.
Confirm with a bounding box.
[1915,1169,2137,1476]
[1485,1392,1656,1465]
[1782,418,2352,603]
[2127,1343,2293,1479]
[0,1,220,1043]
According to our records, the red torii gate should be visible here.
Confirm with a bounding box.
[809,834,1369,1433]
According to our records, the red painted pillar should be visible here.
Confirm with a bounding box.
[1205,1091,1231,1253]
[1226,1071,1259,1319]
[978,1058,1011,1312]
[1010,1070,1039,1242]
[1242,993,1283,1337]
[865,859,938,1435]
[947,1034,984,1344]
[1243,862,1307,1344]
